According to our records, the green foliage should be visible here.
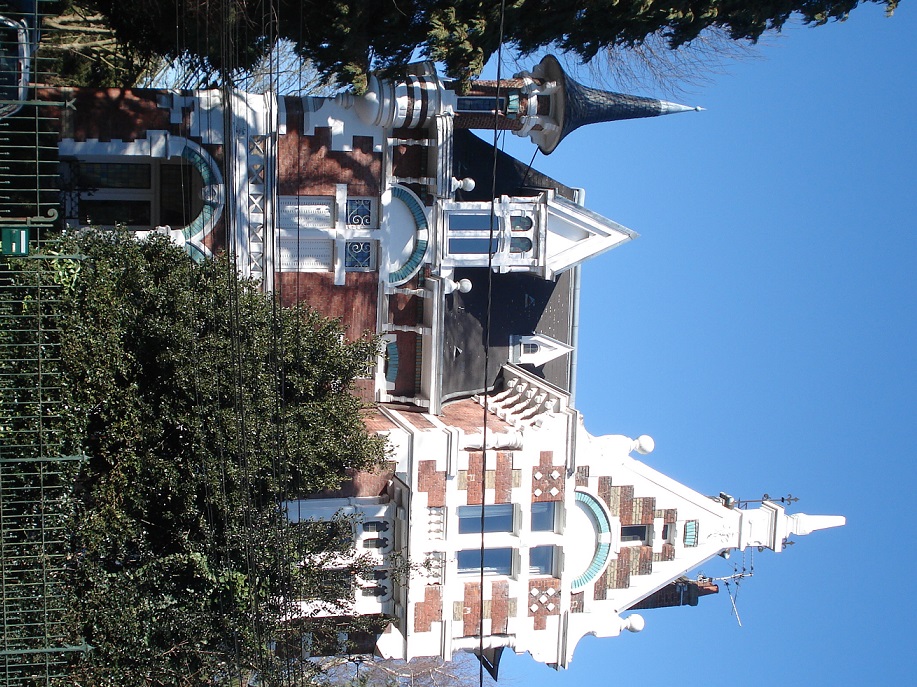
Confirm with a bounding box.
[78,0,898,91]
[17,230,386,685]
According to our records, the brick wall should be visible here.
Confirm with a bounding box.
[274,271,378,341]
[532,451,565,503]
[277,114,381,197]
[417,460,446,508]
[66,88,172,143]
[462,582,482,637]
[490,581,510,634]
[440,399,511,433]
[527,578,561,631]
[414,585,442,633]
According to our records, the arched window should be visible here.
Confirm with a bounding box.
[64,157,205,229]
[510,236,533,253]
[510,215,533,231]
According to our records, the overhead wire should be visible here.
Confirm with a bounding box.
[479,2,509,686]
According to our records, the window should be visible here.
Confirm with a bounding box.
[530,502,556,531]
[522,343,540,356]
[363,520,389,533]
[457,547,513,575]
[344,240,376,270]
[448,237,500,255]
[65,158,204,229]
[458,504,514,534]
[529,546,555,575]
[510,215,533,231]
[363,537,389,549]
[509,236,533,253]
[456,96,506,113]
[346,198,376,227]
[449,214,495,232]
[621,525,652,544]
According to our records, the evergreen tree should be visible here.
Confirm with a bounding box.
[3,232,384,685]
[80,0,898,91]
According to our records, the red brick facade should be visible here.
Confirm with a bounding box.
[462,582,482,637]
[528,578,562,631]
[277,105,381,197]
[532,450,565,503]
[275,271,378,341]
[417,460,446,508]
[414,585,443,633]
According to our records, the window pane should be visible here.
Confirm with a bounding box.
[509,236,532,253]
[80,200,151,227]
[529,546,555,575]
[621,525,649,543]
[78,162,151,189]
[457,548,512,575]
[449,214,494,231]
[458,504,513,534]
[448,237,500,254]
[160,162,202,227]
[510,215,533,231]
[456,97,506,112]
[531,502,556,531]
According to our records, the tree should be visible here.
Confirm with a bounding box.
[9,231,385,685]
[83,0,898,92]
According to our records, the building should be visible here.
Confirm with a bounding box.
[2,52,844,674]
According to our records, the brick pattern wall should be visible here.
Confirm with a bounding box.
[597,475,612,505]
[275,271,378,341]
[454,113,524,131]
[67,89,172,143]
[458,582,515,636]
[462,582,482,637]
[465,452,485,506]
[656,508,677,523]
[463,452,516,505]
[654,544,676,562]
[527,578,562,631]
[277,109,381,196]
[490,581,510,634]
[495,452,513,503]
[417,460,446,508]
[532,451,565,503]
[570,592,585,613]
[575,465,590,487]
[593,572,607,600]
[414,585,442,633]
[440,399,511,433]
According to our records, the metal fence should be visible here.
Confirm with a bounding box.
[1,2,87,683]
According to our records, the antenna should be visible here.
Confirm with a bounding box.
[703,557,755,628]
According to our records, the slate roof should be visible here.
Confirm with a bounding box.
[441,266,575,402]
[451,129,577,203]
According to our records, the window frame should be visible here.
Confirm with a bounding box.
[457,503,515,534]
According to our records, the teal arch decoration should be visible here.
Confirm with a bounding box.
[571,490,613,591]
[179,144,223,262]
[388,185,429,285]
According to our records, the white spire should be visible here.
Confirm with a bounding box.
[737,500,845,553]
[787,513,846,537]
[659,101,705,115]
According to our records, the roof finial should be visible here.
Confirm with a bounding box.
[530,55,702,154]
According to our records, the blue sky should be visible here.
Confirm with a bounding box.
[487,4,915,685]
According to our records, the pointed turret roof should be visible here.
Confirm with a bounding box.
[535,55,701,154]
